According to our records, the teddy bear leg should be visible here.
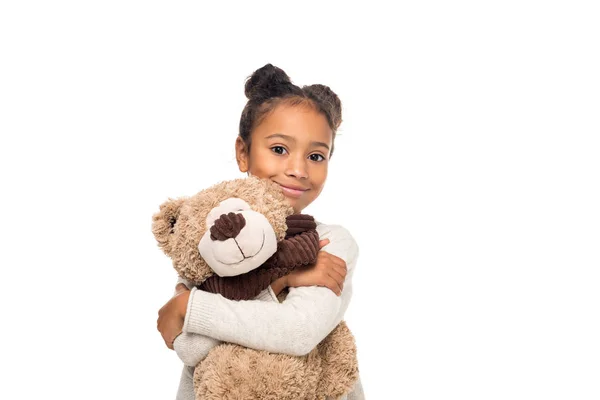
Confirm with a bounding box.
[193,343,323,400]
[315,321,360,399]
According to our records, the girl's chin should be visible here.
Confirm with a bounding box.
[284,198,303,213]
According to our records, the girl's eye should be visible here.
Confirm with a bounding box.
[309,154,325,162]
[271,146,287,155]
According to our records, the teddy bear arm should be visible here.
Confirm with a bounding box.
[274,229,320,268]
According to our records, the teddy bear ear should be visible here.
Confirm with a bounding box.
[152,197,186,256]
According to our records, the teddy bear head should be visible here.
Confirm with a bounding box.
[152,176,294,284]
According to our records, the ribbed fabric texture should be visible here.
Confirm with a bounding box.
[284,214,317,238]
[198,214,319,301]
[182,287,216,336]
[210,212,246,241]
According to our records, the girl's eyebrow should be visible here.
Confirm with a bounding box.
[265,133,330,151]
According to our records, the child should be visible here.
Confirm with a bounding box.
[157,63,365,399]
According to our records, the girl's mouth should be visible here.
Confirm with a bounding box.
[278,184,307,198]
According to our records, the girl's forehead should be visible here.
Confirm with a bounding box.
[254,104,333,144]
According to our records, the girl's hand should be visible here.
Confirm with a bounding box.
[283,238,347,296]
[174,283,189,295]
[157,286,190,350]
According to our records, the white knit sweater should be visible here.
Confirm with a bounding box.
[172,222,365,399]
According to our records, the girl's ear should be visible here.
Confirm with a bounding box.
[152,197,186,257]
[235,136,249,173]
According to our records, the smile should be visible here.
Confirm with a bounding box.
[278,184,307,198]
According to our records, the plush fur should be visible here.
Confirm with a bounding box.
[192,321,357,400]
[153,177,292,284]
[152,176,359,399]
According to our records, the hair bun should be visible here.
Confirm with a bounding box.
[244,63,297,102]
[303,84,342,129]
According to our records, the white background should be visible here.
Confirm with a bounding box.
[1,1,599,399]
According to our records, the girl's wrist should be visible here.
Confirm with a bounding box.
[270,276,288,296]
[177,290,191,318]
[175,283,188,293]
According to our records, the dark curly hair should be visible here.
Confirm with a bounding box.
[238,63,342,157]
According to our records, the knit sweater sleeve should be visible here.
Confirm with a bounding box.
[172,282,276,367]
[182,224,359,357]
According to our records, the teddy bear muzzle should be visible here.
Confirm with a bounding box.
[198,208,278,277]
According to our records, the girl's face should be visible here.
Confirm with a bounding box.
[236,104,333,214]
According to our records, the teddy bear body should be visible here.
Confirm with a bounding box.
[194,320,357,400]
[153,176,359,399]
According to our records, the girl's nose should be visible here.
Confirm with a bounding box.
[285,156,308,179]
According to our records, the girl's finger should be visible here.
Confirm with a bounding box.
[322,276,342,296]
[327,267,345,288]
[319,239,330,249]
[331,263,347,280]
[331,277,343,296]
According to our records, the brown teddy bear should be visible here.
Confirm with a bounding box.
[152,176,359,400]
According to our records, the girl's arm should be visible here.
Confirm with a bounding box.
[171,278,221,366]
[183,224,359,357]
[173,332,221,367]
[171,279,277,367]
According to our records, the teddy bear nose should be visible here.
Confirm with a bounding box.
[210,212,246,241]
